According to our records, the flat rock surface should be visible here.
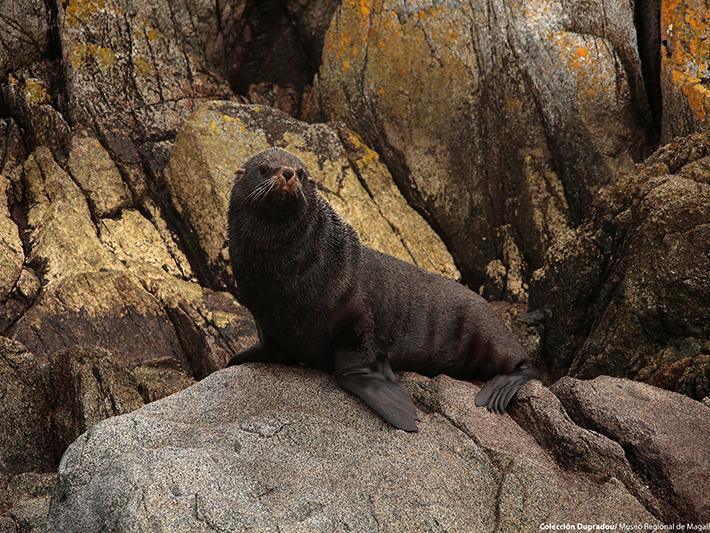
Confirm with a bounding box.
[47,365,710,532]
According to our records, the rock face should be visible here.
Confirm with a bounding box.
[164,101,458,288]
[660,0,710,141]
[47,364,710,531]
[315,0,655,296]
[0,0,49,79]
[530,132,710,399]
[0,0,708,530]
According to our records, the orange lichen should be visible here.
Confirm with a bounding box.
[576,47,588,57]
[417,7,442,20]
[661,0,709,122]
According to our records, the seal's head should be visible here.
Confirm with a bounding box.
[233,148,314,217]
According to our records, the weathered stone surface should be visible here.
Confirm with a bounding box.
[98,208,190,278]
[10,270,186,366]
[285,0,340,66]
[0,177,23,305]
[57,0,240,161]
[0,119,26,176]
[66,134,132,218]
[1,61,73,155]
[47,366,669,532]
[660,0,710,141]
[1,472,57,533]
[48,346,195,453]
[0,337,53,476]
[14,142,256,375]
[316,0,654,295]
[164,101,458,288]
[552,376,710,522]
[23,146,120,283]
[137,273,258,377]
[0,0,49,79]
[530,132,710,398]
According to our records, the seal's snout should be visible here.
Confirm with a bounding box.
[280,166,295,181]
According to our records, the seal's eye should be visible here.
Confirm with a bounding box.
[296,168,306,180]
[259,163,269,176]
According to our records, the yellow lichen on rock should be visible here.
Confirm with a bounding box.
[22,78,51,106]
[64,0,106,25]
[69,44,116,73]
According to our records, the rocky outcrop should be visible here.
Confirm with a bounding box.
[660,0,709,141]
[0,337,53,477]
[0,337,195,531]
[46,365,710,531]
[163,101,458,288]
[1,1,708,530]
[315,0,655,297]
[0,0,50,80]
[530,132,710,399]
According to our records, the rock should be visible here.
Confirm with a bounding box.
[530,132,710,398]
[164,101,458,288]
[1,61,73,155]
[23,146,121,283]
[234,3,312,94]
[128,358,196,404]
[552,376,710,522]
[316,0,654,292]
[47,366,687,531]
[13,143,257,375]
[0,337,53,476]
[48,346,195,453]
[246,82,301,116]
[660,0,710,141]
[285,0,339,67]
[0,0,50,79]
[48,346,148,452]
[0,176,23,308]
[0,472,57,533]
[58,0,238,150]
[10,270,186,366]
[0,119,27,175]
[66,133,132,218]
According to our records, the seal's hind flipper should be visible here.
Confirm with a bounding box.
[474,363,540,414]
[336,361,419,432]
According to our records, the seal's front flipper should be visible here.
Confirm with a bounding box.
[226,343,287,367]
[336,359,419,432]
[474,363,540,414]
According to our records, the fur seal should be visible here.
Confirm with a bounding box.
[227,147,539,431]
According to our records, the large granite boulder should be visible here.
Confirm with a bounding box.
[46,364,710,531]
[315,0,655,297]
[530,132,710,399]
[164,101,458,288]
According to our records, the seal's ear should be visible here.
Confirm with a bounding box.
[234,168,245,179]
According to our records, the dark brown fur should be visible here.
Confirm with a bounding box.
[227,148,539,431]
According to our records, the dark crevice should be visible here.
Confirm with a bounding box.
[137,142,226,291]
[633,0,662,146]
[233,1,313,94]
